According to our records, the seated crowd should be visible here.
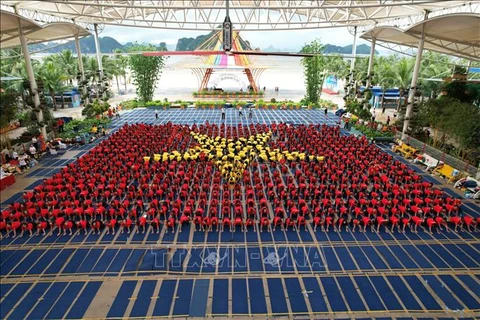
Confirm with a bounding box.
[1,122,479,239]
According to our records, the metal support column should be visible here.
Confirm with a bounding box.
[402,12,428,140]
[348,26,358,96]
[366,37,376,89]
[93,24,104,99]
[74,34,87,98]
[18,17,47,139]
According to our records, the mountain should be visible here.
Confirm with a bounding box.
[29,33,376,55]
[176,31,216,51]
[323,44,378,55]
[29,36,170,54]
[124,41,168,51]
[29,35,124,54]
[175,33,377,55]
[263,45,299,52]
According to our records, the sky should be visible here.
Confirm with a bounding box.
[101,25,371,52]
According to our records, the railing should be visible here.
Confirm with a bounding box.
[398,133,479,176]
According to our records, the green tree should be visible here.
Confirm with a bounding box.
[0,90,19,148]
[128,44,165,102]
[324,55,349,79]
[81,56,114,100]
[419,51,451,98]
[39,61,68,110]
[117,53,129,92]
[58,49,78,84]
[82,99,110,118]
[112,49,129,93]
[415,97,480,162]
[301,40,326,105]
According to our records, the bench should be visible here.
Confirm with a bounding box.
[413,153,439,171]
[392,140,418,159]
[433,163,461,183]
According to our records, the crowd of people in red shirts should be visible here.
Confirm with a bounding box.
[1,122,479,239]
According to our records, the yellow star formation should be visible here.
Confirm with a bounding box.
[144,131,324,183]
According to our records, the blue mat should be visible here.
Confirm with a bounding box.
[172,279,193,316]
[376,246,403,269]
[77,249,103,273]
[438,275,480,309]
[334,247,357,271]
[1,192,23,206]
[461,202,480,218]
[386,276,423,311]
[46,282,84,319]
[284,278,308,313]
[130,280,157,317]
[416,245,449,269]
[28,249,61,275]
[10,250,43,275]
[232,279,249,314]
[0,283,32,318]
[107,281,137,318]
[403,276,441,310]
[189,279,209,317]
[320,277,348,311]
[442,187,462,198]
[423,275,463,310]
[152,280,176,317]
[422,175,442,185]
[65,281,102,319]
[369,276,403,310]
[123,249,146,272]
[28,282,69,319]
[63,249,89,273]
[8,283,51,319]
[92,249,118,273]
[337,276,366,311]
[302,277,328,312]
[322,247,342,271]
[267,278,288,314]
[248,279,268,314]
[212,279,229,315]
[107,249,132,273]
[355,276,385,310]
[25,179,44,190]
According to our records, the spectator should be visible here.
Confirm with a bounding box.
[18,153,28,171]
[31,136,38,150]
[57,118,65,133]
[29,144,37,159]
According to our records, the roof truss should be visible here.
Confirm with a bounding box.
[1,0,473,31]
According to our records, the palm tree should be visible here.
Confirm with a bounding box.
[112,49,129,93]
[57,49,78,84]
[82,56,114,99]
[116,53,129,92]
[419,52,451,98]
[392,57,414,110]
[83,56,101,99]
[375,56,398,110]
[39,61,68,110]
[2,51,41,107]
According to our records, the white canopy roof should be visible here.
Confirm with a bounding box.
[0,0,476,31]
[0,10,90,49]
[361,13,480,61]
